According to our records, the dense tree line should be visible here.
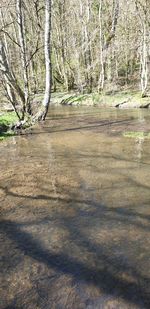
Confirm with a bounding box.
[51,0,150,96]
[0,0,150,120]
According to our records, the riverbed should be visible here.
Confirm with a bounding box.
[0,107,150,308]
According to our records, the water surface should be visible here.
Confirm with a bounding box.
[0,107,150,309]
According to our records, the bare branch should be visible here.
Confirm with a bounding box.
[0,29,20,47]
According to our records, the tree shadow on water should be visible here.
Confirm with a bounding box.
[0,219,150,308]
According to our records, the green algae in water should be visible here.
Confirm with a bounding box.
[123,131,150,139]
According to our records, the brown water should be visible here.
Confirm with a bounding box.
[0,107,150,309]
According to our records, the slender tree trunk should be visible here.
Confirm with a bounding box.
[79,0,85,92]
[84,0,92,93]
[59,0,69,91]
[98,0,119,92]
[35,0,51,120]
[0,39,25,118]
[16,0,30,114]
[0,9,20,119]
[141,23,148,97]
[98,0,104,92]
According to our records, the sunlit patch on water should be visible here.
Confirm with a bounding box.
[123,131,150,139]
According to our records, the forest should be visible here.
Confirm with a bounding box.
[0,0,150,127]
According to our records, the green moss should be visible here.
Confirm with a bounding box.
[0,112,17,141]
[0,112,17,126]
[123,131,150,139]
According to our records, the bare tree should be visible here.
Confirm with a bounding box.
[16,0,30,114]
[98,0,119,92]
[35,0,51,120]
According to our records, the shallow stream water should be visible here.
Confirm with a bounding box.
[0,107,150,309]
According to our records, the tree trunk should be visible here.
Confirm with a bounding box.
[0,39,25,119]
[98,0,119,92]
[16,0,30,114]
[35,0,51,121]
[141,23,148,97]
[98,0,104,92]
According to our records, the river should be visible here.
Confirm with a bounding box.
[0,107,150,309]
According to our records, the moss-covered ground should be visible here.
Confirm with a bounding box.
[0,112,17,141]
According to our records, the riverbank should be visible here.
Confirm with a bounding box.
[1,90,150,140]
[49,91,150,108]
[1,91,150,112]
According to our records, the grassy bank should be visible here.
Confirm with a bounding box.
[1,91,150,113]
[50,91,150,108]
[0,112,17,141]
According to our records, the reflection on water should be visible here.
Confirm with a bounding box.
[0,107,150,309]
